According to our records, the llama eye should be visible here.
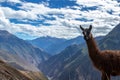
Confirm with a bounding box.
[82,32,85,35]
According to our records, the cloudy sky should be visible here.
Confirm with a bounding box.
[0,0,120,40]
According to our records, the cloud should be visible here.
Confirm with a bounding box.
[0,8,12,31]
[0,0,120,39]
[1,7,38,20]
[1,0,21,3]
[77,0,101,7]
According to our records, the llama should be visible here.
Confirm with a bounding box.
[80,25,120,80]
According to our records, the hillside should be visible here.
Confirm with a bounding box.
[0,59,48,80]
[20,71,48,80]
[0,50,38,71]
[0,30,50,71]
[39,24,120,80]
[39,44,81,77]
[99,23,120,50]
[0,30,49,80]
[0,59,31,80]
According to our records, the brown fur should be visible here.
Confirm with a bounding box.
[80,25,120,80]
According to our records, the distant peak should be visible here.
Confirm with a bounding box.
[0,30,12,36]
[0,30,9,33]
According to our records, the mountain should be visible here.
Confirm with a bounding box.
[39,24,120,80]
[0,30,49,79]
[0,59,31,80]
[46,36,84,54]
[0,30,50,71]
[29,36,84,55]
[28,36,66,55]
[99,23,120,50]
[39,36,103,80]
[39,44,81,77]
[0,59,48,80]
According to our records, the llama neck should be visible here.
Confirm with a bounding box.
[86,34,100,60]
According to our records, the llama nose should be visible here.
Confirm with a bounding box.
[84,36,89,40]
[86,37,89,40]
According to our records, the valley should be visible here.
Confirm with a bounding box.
[0,24,120,80]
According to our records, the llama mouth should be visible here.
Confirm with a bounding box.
[84,36,89,40]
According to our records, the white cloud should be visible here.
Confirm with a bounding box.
[1,7,38,20]
[0,0,120,39]
[8,0,21,3]
[0,0,21,3]
[0,8,12,31]
[0,6,80,39]
[77,0,101,7]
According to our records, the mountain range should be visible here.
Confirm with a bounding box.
[29,36,84,55]
[39,23,120,80]
[39,36,103,80]
[1,23,120,80]
[0,30,50,80]
[0,30,50,71]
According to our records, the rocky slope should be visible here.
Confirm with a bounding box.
[0,59,48,80]
[0,30,49,80]
[0,30,50,71]
[0,59,31,80]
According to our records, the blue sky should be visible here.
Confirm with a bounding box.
[0,0,120,40]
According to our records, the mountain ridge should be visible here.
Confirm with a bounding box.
[0,30,50,71]
[29,36,84,55]
[0,30,49,80]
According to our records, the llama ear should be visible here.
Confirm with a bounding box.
[89,25,92,31]
[80,25,84,31]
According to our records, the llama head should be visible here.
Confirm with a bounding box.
[80,25,92,40]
